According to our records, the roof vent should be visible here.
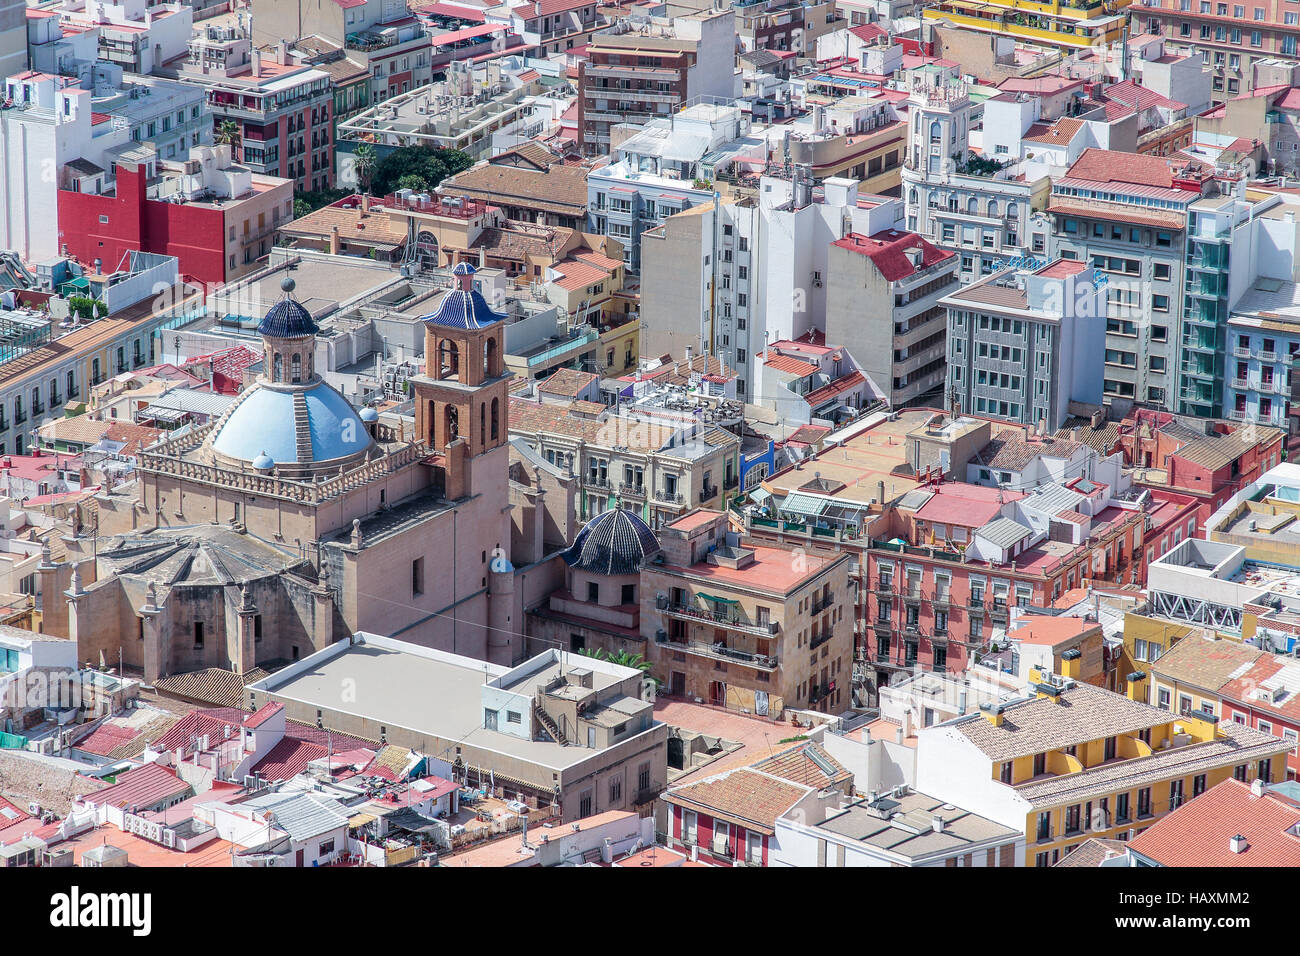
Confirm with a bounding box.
[1230,834,1247,854]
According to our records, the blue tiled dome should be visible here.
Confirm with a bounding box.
[359,406,379,423]
[257,277,318,338]
[209,381,373,467]
[562,509,660,576]
[421,289,506,330]
[251,451,275,471]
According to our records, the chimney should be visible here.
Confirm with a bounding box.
[1060,647,1082,681]
[980,702,1004,727]
[329,225,340,256]
[278,38,291,66]
[251,49,262,75]
[685,344,693,363]
[931,815,945,833]
[361,193,371,215]
[1125,671,1148,704]
[1230,834,1248,854]
[1250,778,1267,797]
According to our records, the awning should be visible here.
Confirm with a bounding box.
[699,593,739,605]
[348,812,378,829]
[779,492,831,517]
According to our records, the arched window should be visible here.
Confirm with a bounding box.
[440,340,459,380]
[966,196,978,214]
[929,120,942,143]
[273,353,283,382]
[291,353,302,384]
[480,402,485,445]
[1006,201,1019,220]
[491,397,499,441]
[908,188,918,207]
[445,404,459,443]
[987,199,1000,218]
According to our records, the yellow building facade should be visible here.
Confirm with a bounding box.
[923,0,1131,52]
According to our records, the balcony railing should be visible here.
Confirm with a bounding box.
[619,482,646,498]
[654,490,685,505]
[699,485,718,503]
[657,635,778,671]
[585,476,611,490]
[664,602,776,637]
[811,592,835,614]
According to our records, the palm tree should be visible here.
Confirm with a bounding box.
[579,647,660,686]
[215,120,241,152]
[351,143,377,194]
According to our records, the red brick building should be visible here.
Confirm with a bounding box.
[57,156,293,287]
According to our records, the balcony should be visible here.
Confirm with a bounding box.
[654,490,686,506]
[619,482,646,498]
[810,629,833,651]
[657,636,777,671]
[663,602,777,638]
[811,592,835,614]
[699,485,718,503]
[902,587,923,605]
[932,590,951,610]
[968,596,985,611]
[871,578,895,594]
[585,476,611,491]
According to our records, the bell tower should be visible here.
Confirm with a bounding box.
[413,263,510,499]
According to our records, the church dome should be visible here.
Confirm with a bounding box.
[258,277,318,338]
[420,262,506,330]
[209,380,374,468]
[561,509,660,576]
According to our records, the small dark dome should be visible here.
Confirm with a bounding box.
[561,509,660,576]
[258,281,318,338]
[451,262,477,277]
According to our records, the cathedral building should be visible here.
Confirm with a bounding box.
[54,265,523,684]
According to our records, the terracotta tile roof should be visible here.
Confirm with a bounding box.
[550,257,612,291]
[252,738,327,782]
[282,203,409,245]
[1023,117,1085,145]
[154,667,270,708]
[950,682,1168,761]
[1150,635,1264,694]
[661,766,811,835]
[1219,655,1300,721]
[1130,779,1300,866]
[80,763,191,811]
[538,366,598,398]
[154,706,375,757]
[786,424,830,445]
[243,701,283,729]
[805,370,867,406]
[762,353,820,377]
[1053,836,1129,867]
[1104,79,1186,112]
[1064,147,1210,188]
[750,741,852,790]
[973,430,1086,472]
[832,229,954,282]
[442,160,588,217]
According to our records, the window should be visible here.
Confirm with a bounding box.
[1137,787,1152,818]
[621,583,635,604]
[1000,761,1013,783]
[1033,752,1046,776]
[587,581,599,602]
[1193,773,1207,797]
[194,622,204,649]
[608,776,622,804]
[1035,810,1051,841]
[1115,791,1130,823]
[412,557,424,597]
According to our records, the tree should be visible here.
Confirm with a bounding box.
[396,173,429,193]
[369,146,473,197]
[215,120,241,151]
[351,143,377,193]
[578,647,660,686]
[292,187,351,220]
